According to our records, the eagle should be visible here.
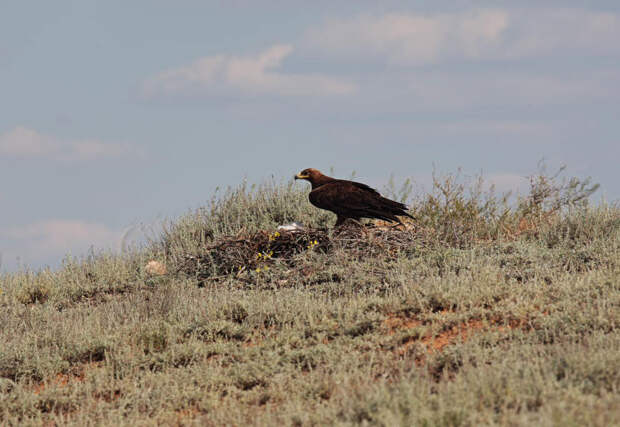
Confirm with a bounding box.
[295,168,414,226]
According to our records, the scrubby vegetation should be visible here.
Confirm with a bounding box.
[1,167,618,426]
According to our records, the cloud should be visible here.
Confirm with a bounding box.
[337,61,619,114]
[0,126,139,161]
[305,8,620,65]
[3,220,124,252]
[503,8,620,58]
[438,120,550,136]
[0,220,125,270]
[405,69,619,109]
[143,44,357,98]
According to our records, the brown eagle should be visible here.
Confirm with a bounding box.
[295,168,414,226]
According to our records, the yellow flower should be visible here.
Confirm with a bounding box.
[307,239,320,249]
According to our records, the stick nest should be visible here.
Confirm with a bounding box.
[175,224,425,280]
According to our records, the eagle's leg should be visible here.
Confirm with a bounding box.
[334,215,346,227]
[390,218,410,230]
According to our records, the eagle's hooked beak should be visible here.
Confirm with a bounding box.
[295,173,309,180]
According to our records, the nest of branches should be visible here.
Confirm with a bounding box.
[174,223,426,280]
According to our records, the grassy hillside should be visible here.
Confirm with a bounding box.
[1,169,619,426]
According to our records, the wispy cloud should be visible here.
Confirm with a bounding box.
[437,120,550,136]
[405,69,619,109]
[0,126,140,161]
[0,220,125,270]
[143,44,357,98]
[305,8,620,65]
[2,220,123,251]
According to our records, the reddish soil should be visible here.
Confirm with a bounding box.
[32,362,99,395]
[384,312,531,357]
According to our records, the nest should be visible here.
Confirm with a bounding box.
[175,223,425,280]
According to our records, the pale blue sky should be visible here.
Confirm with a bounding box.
[1,1,619,271]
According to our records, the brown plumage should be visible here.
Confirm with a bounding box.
[295,168,414,226]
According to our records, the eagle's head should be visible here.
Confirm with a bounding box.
[294,168,331,188]
[295,168,322,182]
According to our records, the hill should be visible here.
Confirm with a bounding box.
[1,169,618,426]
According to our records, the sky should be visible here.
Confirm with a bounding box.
[1,0,619,271]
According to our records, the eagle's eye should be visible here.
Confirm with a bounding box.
[295,169,311,180]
